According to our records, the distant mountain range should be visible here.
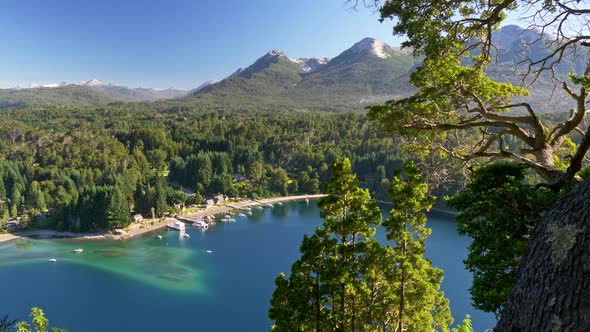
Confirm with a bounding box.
[4,79,189,105]
[0,25,585,112]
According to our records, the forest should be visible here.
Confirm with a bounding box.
[0,105,413,233]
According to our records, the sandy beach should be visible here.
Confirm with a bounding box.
[0,194,326,244]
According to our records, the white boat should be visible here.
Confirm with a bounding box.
[238,213,246,218]
[224,215,231,219]
[156,235,163,240]
[255,206,264,210]
[49,259,57,262]
[183,233,190,238]
[192,220,209,229]
[73,248,83,253]
[247,211,253,216]
[305,198,310,204]
[206,250,213,254]
[167,221,186,231]
[276,202,283,206]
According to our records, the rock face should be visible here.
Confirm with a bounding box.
[495,179,590,331]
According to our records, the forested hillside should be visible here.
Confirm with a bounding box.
[0,105,412,232]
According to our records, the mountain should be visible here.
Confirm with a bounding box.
[2,29,583,113]
[0,80,190,109]
[484,25,587,112]
[81,82,188,102]
[189,38,419,112]
[190,80,218,94]
[189,30,585,113]
[0,85,115,110]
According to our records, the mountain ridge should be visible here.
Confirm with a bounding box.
[1,27,584,112]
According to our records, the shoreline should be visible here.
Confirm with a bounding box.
[0,194,326,244]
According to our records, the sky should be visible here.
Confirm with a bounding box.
[0,0,406,89]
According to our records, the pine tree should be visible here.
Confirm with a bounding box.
[270,157,389,331]
[154,177,168,218]
[106,187,130,229]
[385,161,452,331]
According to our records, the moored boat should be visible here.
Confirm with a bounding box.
[192,219,209,229]
[167,221,186,231]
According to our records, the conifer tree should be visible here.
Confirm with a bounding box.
[106,187,130,229]
[385,161,452,331]
[154,177,168,218]
[270,157,387,331]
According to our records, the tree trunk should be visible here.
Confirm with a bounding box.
[495,178,590,331]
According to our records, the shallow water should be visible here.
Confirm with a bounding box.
[0,201,495,331]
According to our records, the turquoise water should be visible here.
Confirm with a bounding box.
[0,201,495,331]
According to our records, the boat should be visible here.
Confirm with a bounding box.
[156,235,163,240]
[73,248,83,253]
[224,215,231,219]
[255,206,264,210]
[276,202,283,206]
[238,213,246,218]
[206,250,213,254]
[247,211,253,216]
[49,259,57,262]
[192,220,209,229]
[183,233,190,238]
[305,198,310,204]
[167,221,186,231]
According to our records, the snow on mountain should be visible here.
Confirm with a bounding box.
[289,57,330,72]
[267,49,286,57]
[78,79,112,87]
[349,38,392,59]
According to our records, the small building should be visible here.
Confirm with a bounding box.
[132,214,143,222]
[4,219,20,229]
[213,194,226,205]
[205,199,215,208]
[233,174,247,182]
[31,214,48,223]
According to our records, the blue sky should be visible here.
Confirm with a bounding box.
[0,0,405,89]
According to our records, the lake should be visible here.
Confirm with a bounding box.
[0,200,495,331]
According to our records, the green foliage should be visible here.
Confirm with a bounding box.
[270,158,454,331]
[451,315,473,332]
[106,187,131,229]
[12,308,66,332]
[370,0,589,189]
[385,161,452,331]
[0,314,17,332]
[569,72,590,89]
[446,163,558,314]
[270,157,388,330]
[0,104,420,232]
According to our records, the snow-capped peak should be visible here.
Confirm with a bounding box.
[81,79,111,87]
[267,49,286,57]
[289,57,330,72]
[350,38,391,59]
